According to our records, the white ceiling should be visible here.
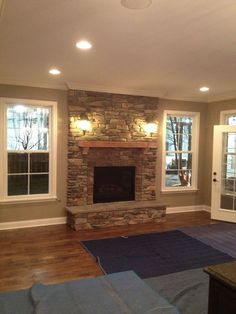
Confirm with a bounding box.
[1,0,236,102]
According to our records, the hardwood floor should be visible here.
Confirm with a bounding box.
[0,211,213,292]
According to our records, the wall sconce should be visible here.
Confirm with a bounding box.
[76,113,91,135]
[143,122,158,136]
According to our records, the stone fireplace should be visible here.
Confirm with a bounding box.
[66,90,166,230]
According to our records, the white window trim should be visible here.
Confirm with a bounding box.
[0,98,57,203]
[220,109,236,125]
[161,110,200,192]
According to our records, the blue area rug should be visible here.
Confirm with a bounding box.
[82,230,234,278]
[180,222,236,258]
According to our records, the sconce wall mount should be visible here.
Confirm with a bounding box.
[76,112,91,135]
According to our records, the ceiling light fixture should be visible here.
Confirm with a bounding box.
[49,68,61,75]
[76,40,92,50]
[121,0,152,9]
[199,86,209,92]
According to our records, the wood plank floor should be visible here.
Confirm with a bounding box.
[0,211,213,292]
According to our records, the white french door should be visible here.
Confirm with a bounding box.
[211,125,236,223]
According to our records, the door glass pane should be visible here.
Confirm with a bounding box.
[221,132,236,210]
[8,175,28,195]
[225,133,236,153]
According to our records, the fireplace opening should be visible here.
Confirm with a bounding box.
[93,166,135,203]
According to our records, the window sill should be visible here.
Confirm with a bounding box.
[0,196,59,206]
[161,189,199,194]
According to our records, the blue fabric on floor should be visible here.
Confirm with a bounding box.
[82,230,234,278]
[180,222,236,258]
[0,289,33,314]
[145,268,209,314]
[30,271,179,314]
[0,272,179,314]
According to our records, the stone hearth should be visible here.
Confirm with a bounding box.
[67,200,166,230]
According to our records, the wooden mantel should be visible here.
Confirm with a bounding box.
[78,140,157,154]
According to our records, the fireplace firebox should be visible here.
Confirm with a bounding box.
[93,166,135,203]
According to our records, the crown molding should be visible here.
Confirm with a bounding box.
[0,78,68,91]
[1,78,236,103]
[207,91,236,103]
[66,81,165,98]
[66,82,209,103]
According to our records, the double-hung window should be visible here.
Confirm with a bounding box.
[162,110,200,192]
[220,110,236,125]
[0,98,57,202]
[220,110,236,195]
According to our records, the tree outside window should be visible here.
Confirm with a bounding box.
[163,111,199,191]
[7,105,50,196]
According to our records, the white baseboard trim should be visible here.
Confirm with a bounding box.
[202,205,211,213]
[166,205,211,214]
[0,217,67,231]
[0,205,212,230]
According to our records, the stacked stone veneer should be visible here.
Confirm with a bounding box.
[67,90,164,229]
[67,201,166,230]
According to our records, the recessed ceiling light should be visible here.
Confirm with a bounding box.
[49,68,61,75]
[76,40,92,50]
[199,86,209,92]
[121,0,152,9]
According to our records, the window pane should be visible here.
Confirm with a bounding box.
[182,153,192,169]
[166,116,192,152]
[178,170,192,186]
[30,174,49,194]
[166,115,192,133]
[165,171,180,187]
[8,153,28,173]
[165,170,192,187]
[8,175,28,195]
[30,153,49,173]
[227,116,236,125]
[7,105,49,150]
[166,153,177,170]
[224,133,236,153]
[166,153,192,170]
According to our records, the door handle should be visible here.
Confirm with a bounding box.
[213,178,219,182]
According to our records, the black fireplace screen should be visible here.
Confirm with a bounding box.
[93,166,135,203]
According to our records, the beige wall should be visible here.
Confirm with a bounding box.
[204,99,236,206]
[157,98,207,207]
[1,84,230,223]
[0,84,68,222]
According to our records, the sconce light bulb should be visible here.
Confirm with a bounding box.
[76,119,91,133]
[143,122,158,134]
